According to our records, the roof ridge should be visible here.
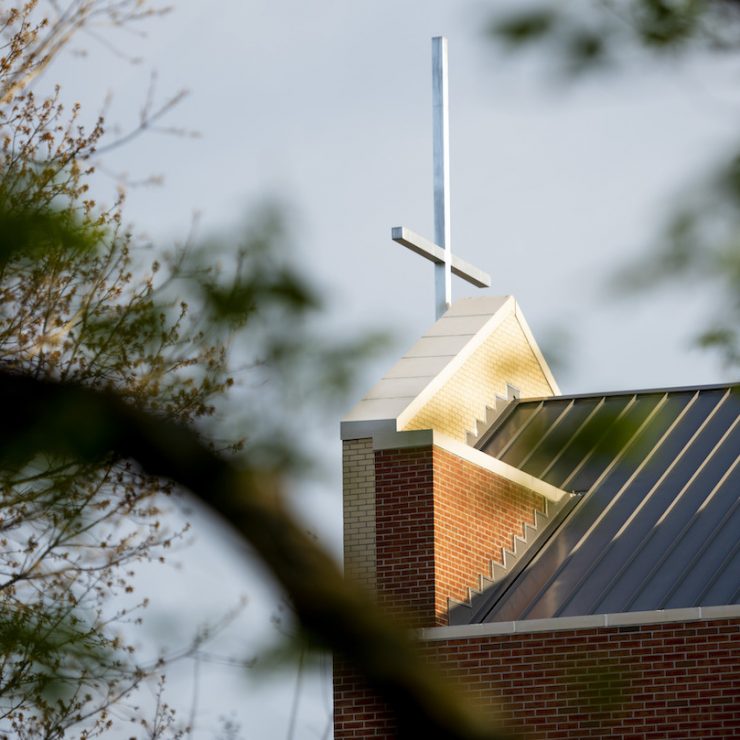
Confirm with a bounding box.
[520,381,739,404]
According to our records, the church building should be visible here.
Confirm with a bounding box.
[334,294,739,738]
[333,36,739,739]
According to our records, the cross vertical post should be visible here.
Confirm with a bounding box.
[390,36,491,319]
[432,36,452,320]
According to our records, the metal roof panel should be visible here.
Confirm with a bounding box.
[475,384,740,623]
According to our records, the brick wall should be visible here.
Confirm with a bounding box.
[433,448,546,622]
[375,445,546,628]
[403,313,556,442]
[343,438,377,591]
[334,617,740,739]
[375,446,436,626]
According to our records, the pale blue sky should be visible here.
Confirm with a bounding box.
[44,1,739,736]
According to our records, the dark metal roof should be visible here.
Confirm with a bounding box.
[475,383,740,623]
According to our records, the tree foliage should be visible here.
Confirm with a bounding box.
[490,0,740,368]
[0,366,511,740]
[0,3,244,736]
[0,4,489,739]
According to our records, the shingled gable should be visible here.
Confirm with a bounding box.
[341,295,559,444]
[335,296,740,739]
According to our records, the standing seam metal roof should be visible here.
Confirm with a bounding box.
[475,384,740,623]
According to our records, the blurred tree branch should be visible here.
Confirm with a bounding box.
[0,368,506,740]
[1,0,170,104]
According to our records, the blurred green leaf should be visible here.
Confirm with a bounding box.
[635,0,703,48]
[489,8,559,45]
[0,205,101,264]
[566,28,608,72]
[489,3,740,367]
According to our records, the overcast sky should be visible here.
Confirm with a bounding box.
[46,1,740,737]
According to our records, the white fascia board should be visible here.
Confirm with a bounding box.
[340,418,396,441]
[419,604,740,641]
[513,300,560,396]
[433,432,569,503]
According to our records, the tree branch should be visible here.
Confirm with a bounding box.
[0,369,505,740]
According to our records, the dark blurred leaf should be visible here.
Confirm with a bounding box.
[200,266,317,323]
[487,0,740,81]
[0,605,114,703]
[636,0,703,48]
[566,28,608,72]
[716,153,740,202]
[608,136,740,365]
[0,206,101,264]
[696,325,739,365]
[489,8,559,45]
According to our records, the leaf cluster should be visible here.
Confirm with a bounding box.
[0,3,389,736]
[0,3,241,737]
[489,1,740,75]
[612,154,740,365]
[489,0,740,367]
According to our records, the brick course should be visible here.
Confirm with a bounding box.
[334,617,740,738]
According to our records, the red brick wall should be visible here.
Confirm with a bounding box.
[375,446,436,626]
[334,657,395,739]
[433,447,546,623]
[374,445,546,628]
[333,617,740,739]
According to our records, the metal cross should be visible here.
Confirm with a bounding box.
[391,36,491,320]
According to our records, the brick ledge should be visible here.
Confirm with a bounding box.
[371,428,569,503]
[419,604,740,640]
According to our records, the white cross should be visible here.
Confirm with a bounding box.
[391,36,491,320]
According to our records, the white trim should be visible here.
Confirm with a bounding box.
[370,428,570,503]
[340,418,396,441]
[514,301,561,396]
[419,604,740,641]
[433,433,569,503]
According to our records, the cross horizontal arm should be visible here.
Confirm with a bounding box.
[451,253,492,290]
[391,226,491,289]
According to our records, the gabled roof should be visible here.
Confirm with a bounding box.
[341,295,559,442]
[471,383,740,624]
